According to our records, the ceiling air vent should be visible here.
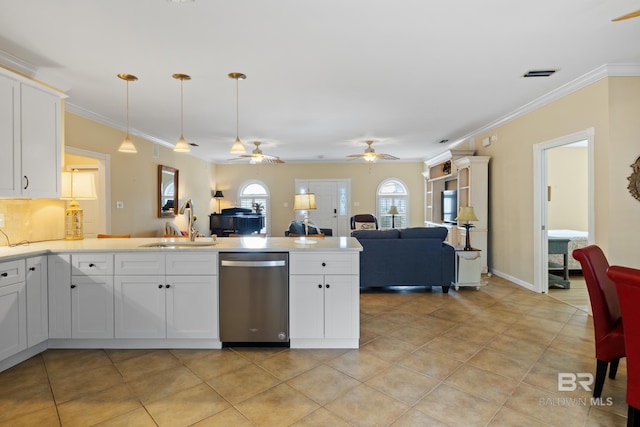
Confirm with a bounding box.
[439,139,449,144]
[523,70,557,78]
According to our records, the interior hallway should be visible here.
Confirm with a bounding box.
[0,275,626,426]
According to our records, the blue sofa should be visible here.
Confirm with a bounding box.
[351,227,455,293]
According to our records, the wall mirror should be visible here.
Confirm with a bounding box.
[158,165,179,217]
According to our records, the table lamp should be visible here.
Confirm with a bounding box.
[61,170,97,240]
[213,190,224,213]
[294,193,316,237]
[387,205,399,228]
[456,206,478,251]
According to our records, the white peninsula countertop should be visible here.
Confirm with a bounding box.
[0,236,362,262]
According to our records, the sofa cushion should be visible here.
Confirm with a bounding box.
[399,227,448,241]
[351,229,400,239]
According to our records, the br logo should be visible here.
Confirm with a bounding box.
[558,373,594,391]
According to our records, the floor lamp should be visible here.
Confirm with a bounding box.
[387,205,399,228]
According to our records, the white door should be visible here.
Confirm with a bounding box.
[71,276,114,339]
[295,179,351,236]
[166,275,217,339]
[324,275,358,339]
[26,256,48,346]
[0,282,27,360]
[114,276,166,339]
[289,275,325,339]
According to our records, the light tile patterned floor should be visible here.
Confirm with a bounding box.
[0,275,628,426]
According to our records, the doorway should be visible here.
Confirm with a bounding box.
[294,179,351,236]
[64,147,111,237]
[533,128,594,295]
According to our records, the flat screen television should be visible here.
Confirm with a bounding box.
[441,190,457,224]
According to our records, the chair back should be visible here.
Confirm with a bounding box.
[97,234,131,238]
[350,214,378,230]
[608,265,640,409]
[573,245,621,342]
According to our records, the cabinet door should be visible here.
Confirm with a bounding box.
[26,256,48,346]
[20,84,61,198]
[71,276,114,339]
[114,276,166,339]
[0,74,20,197]
[324,275,359,340]
[166,275,217,339]
[48,254,71,339]
[289,275,325,339]
[0,281,27,360]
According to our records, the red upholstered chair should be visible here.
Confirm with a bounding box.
[608,265,640,426]
[573,246,625,398]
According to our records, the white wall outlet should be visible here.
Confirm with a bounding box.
[0,213,4,228]
[116,201,124,209]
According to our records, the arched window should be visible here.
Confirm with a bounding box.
[239,180,269,234]
[377,178,408,228]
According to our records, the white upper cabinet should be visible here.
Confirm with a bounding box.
[0,69,64,198]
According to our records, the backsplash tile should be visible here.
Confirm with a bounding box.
[0,199,65,246]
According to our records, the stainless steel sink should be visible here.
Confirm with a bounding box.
[139,241,217,248]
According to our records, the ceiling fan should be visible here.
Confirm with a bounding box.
[347,140,399,163]
[230,141,284,164]
[612,9,640,21]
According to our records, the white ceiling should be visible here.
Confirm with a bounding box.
[1,0,639,163]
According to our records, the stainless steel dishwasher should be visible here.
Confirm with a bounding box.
[219,252,289,345]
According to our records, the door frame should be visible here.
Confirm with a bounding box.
[532,128,594,293]
[64,147,111,235]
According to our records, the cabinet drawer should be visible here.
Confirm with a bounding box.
[0,260,25,286]
[71,253,113,276]
[115,253,165,275]
[166,253,217,275]
[290,252,358,275]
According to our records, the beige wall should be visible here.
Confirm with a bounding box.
[474,76,640,284]
[547,146,588,231]
[64,113,217,237]
[216,162,425,236]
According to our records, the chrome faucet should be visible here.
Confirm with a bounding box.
[178,198,196,241]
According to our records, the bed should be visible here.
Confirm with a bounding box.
[548,229,589,270]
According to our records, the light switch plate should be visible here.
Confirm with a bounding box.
[116,201,124,209]
[0,213,5,228]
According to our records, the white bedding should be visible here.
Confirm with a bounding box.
[549,229,588,270]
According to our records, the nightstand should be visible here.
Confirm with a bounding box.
[452,247,485,291]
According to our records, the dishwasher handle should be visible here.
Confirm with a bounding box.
[221,260,286,268]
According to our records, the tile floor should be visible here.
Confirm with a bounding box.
[0,275,628,426]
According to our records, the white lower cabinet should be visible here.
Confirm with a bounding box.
[114,253,218,340]
[26,256,48,346]
[48,253,114,339]
[0,260,27,360]
[289,252,359,348]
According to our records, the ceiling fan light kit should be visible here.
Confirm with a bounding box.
[229,72,247,154]
[173,73,192,153]
[117,73,138,153]
[347,140,398,163]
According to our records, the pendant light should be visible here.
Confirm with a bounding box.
[228,72,247,154]
[173,73,191,153]
[117,73,138,153]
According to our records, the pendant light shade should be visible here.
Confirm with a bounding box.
[117,73,138,153]
[228,72,247,154]
[173,73,191,153]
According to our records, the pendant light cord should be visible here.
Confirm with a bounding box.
[180,78,184,137]
[235,78,239,139]
[125,80,130,138]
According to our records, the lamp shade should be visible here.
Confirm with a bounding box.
[387,205,399,215]
[294,193,317,210]
[61,171,97,200]
[456,206,478,222]
[213,190,224,198]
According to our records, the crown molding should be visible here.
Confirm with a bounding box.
[444,63,640,153]
[0,49,37,77]
[65,102,173,148]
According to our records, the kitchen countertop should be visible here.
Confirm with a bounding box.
[0,236,362,262]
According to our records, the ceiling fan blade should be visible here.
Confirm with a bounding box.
[346,154,365,158]
[377,153,399,160]
[612,9,640,21]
